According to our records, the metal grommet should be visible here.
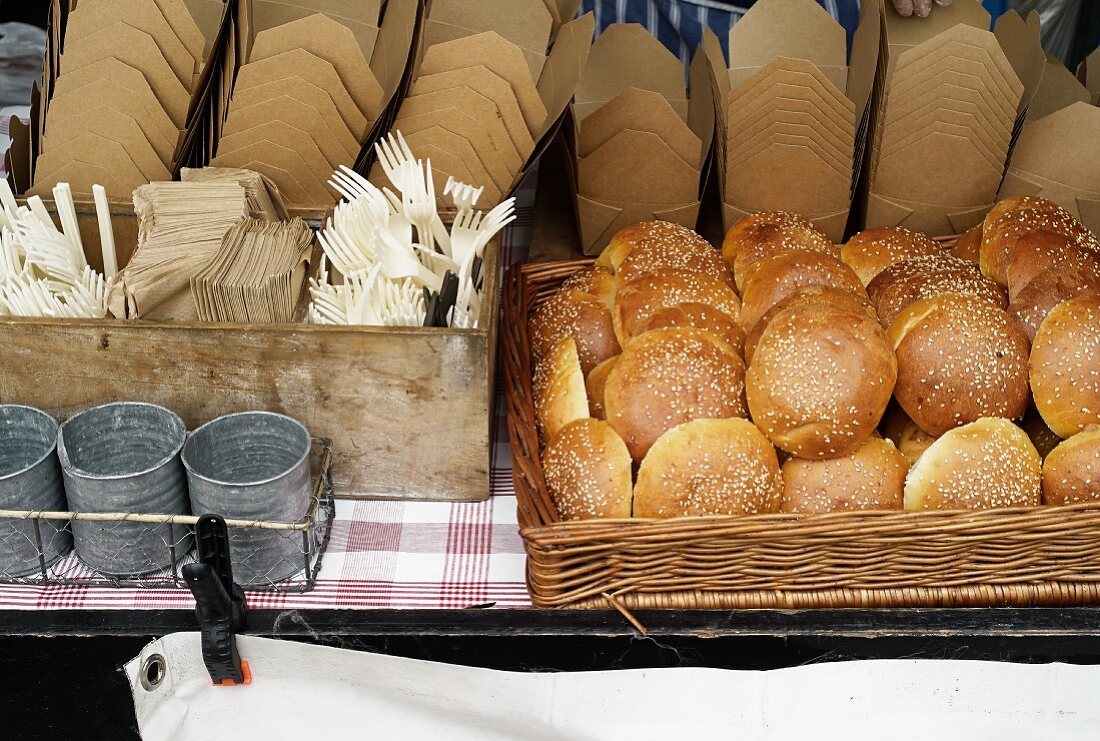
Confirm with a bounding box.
[140,654,166,691]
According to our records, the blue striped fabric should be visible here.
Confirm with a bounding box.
[581,0,862,64]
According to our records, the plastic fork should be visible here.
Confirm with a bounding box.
[444,176,484,211]
[398,159,440,254]
[374,132,419,201]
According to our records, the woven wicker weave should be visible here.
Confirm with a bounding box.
[503,256,1100,610]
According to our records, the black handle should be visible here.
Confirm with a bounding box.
[183,515,248,685]
[183,562,245,685]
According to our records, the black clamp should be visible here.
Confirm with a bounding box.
[182,514,251,686]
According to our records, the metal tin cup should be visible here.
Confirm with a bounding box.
[57,402,190,576]
[182,412,312,587]
[0,405,71,576]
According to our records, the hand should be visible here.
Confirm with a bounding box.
[890,0,955,18]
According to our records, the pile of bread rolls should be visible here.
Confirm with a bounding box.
[528,200,1100,520]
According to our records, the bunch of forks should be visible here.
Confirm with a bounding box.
[312,131,516,328]
[0,180,114,318]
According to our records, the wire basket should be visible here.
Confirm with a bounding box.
[0,438,336,593]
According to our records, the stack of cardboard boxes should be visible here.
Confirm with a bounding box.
[369,0,594,211]
[567,24,713,254]
[701,0,880,241]
[12,0,231,201]
[211,0,419,211]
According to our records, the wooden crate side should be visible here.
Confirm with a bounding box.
[0,320,491,501]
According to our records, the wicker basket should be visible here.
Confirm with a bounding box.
[503,258,1100,610]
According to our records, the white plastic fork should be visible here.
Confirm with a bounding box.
[448,209,483,268]
[400,159,440,254]
[471,199,517,256]
[374,132,419,201]
[444,176,484,211]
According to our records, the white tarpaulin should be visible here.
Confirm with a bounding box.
[128,632,1100,740]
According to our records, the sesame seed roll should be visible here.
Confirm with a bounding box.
[888,293,1030,437]
[634,418,782,518]
[903,418,1041,510]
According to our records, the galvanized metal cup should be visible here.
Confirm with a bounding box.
[0,405,71,576]
[57,402,190,576]
[182,412,312,587]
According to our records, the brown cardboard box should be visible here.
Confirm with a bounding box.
[859,1,1044,235]
[998,102,1100,233]
[1027,54,1091,122]
[566,24,713,254]
[368,2,594,210]
[213,0,420,213]
[702,0,880,241]
[19,0,232,204]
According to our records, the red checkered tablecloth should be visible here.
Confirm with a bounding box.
[0,176,538,610]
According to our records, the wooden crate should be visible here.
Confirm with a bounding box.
[0,207,498,502]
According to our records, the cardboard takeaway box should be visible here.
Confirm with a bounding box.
[700,0,880,242]
[566,23,714,255]
[1003,46,1100,230]
[998,54,1100,234]
[5,0,233,209]
[368,0,594,211]
[210,0,420,216]
[859,1,1047,235]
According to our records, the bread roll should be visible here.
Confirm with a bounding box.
[529,288,621,375]
[983,194,1070,232]
[597,220,705,273]
[533,337,588,444]
[744,285,876,364]
[560,265,617,309]
[896,421,936,465]
[739,250,866,331]
[585,355,619,420]
[841,226,943,285]
[903,418,1041,510]
[1022,404,1061,461]
[605,327,747,462]
[635,302,746,357]
[634,418,781,517]
[866,253,972,307]
[616,234,733,289]
[951,224,982,262]
[1004,229,1095,301]
[779,437,907,513]
[1009,265,1100,342]
[1041,426,1100,505]
[872,262,1007,330]
[722,211,836,292]
[1030,295,1100,437]
[542,418,633,520]
[889,294,1030,436]
[612,268,741,347]
[746,303,896,459]
[980,207,1091,284]
[867,253,978,304]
